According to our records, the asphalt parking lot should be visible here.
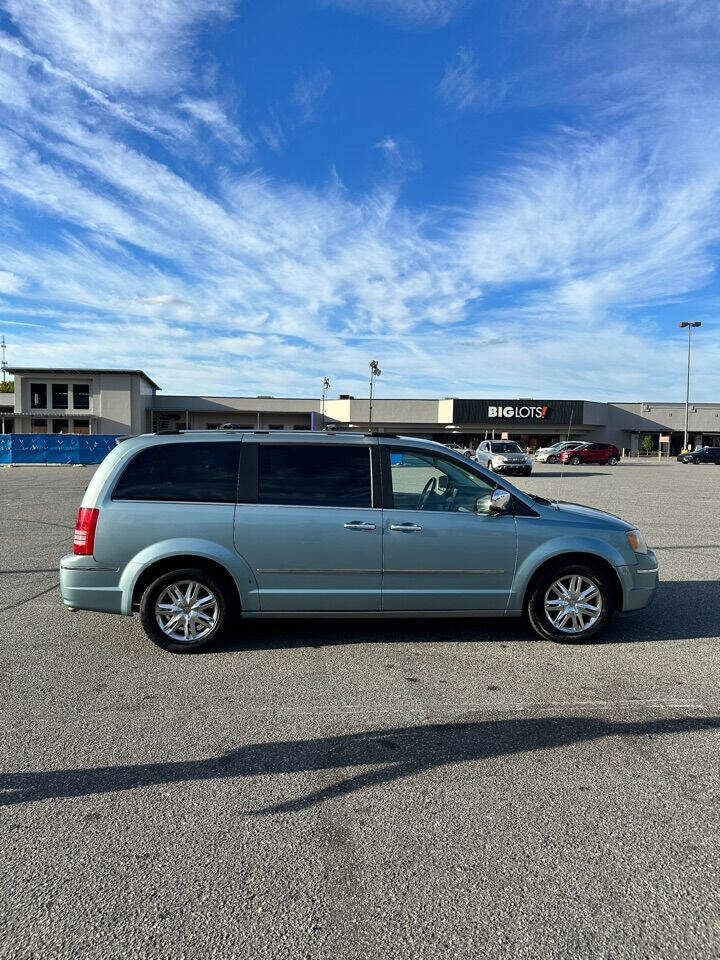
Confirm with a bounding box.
[1,459,719,959]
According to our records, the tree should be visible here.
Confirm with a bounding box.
[641,434,654,455]
[0,380,14,394]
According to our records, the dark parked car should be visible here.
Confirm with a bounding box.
[678,446,720,464]
[558,442,621,466]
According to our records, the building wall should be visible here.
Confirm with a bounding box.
[11,372,95,434]
[6,370,720,448]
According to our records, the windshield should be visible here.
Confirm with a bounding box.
[490,442,523,453]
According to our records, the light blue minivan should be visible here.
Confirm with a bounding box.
[59,431,658,652]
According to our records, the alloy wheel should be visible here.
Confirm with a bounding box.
[543,575,603,634]
[155,579,219,643]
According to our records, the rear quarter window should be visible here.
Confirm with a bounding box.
[112,442,240,502]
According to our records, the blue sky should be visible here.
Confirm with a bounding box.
[0,0,719,400]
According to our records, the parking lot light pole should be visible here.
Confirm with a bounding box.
[321,377,330,427]
[368,360,381,428]
[679,321,701,450]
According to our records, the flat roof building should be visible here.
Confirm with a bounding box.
[4,367,719,454]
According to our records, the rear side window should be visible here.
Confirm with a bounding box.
[113,442,240,502]
[258,444,371,508]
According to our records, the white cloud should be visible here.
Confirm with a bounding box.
[324,0,469,26]
[438,48,506,111]
[292,68,332,123]
[177,97,250,158]
[0,271,24,293]
[0,0,236,93]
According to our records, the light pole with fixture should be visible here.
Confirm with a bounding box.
[679,321,701,451]
[321,377,331,427]
[368,360,381,428]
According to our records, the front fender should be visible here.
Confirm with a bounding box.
[118,538,260,614]
[508,534,630,613]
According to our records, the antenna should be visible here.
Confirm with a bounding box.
[0,336,6,383]
[556,406,575,496]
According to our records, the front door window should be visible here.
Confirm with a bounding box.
[388,449,495,514]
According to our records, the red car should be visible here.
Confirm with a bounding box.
[558,442,621,466]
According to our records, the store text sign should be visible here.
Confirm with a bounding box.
[488,405,549,419]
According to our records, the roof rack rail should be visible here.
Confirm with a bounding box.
[154,428,182,435]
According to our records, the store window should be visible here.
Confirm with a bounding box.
[31,384,47,409]
[32,418,48,434]
[73,419,90,435]
[52,384,69,409]
[52,419,69,434]
[73,384,90,409]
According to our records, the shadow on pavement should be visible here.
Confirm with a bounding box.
[1,714,717,811]
[210,579,714,652]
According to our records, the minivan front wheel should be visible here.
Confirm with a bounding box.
[140,567,227,652]
[527,563,611,643]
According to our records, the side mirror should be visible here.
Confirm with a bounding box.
[488,488,512,514]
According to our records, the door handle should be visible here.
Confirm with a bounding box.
[343,521,376,531]
[389,522,423,532]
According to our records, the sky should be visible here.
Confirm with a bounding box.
[0,0,719,402]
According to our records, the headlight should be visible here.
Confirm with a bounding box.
[492,456,506,464]
[626,529,648,554]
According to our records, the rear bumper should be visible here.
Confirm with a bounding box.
[59,554,126,615]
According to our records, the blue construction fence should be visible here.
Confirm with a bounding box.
[0,434,118,464]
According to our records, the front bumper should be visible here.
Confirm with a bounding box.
[493,462,531,473]
[59,554,125,615]
[617,550,659,613]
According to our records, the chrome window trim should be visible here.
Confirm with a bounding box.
[111,499,237,505]
[236,503,379,512]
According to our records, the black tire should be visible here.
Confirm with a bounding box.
[608,456,619,465]
[693,457,701,464]
[547,455,557,464]
[570,455,581,465]
[526,561,612,643]
[139,567,228,653]
[523,468,532,476]
[487,462,495,472]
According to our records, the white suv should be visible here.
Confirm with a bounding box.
[475,440,532,476]
[535,441,584,464]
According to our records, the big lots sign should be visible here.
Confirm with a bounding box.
[488,404,548,419]
[453,399,585,425]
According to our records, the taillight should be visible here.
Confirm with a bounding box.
[73,507,99,555]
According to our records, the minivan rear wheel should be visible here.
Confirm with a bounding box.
[527,562,612,643]
[140,567,227,653]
